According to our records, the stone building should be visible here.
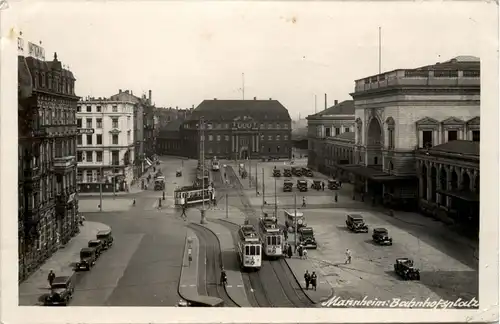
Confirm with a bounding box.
[157,119,184,156]
[76,98,135,193]
[18,51,79,281]
[306,100,355,178]
[181,98,292,160]
[340,56,480,209]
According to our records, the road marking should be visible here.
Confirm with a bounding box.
[189,284,196,287]
[226,285,233,288]
[180,285,187,287]
[237,285,244,288]
[250,288,255,292]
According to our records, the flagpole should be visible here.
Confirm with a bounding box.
[378,26,382,74]
[242,73,245,100]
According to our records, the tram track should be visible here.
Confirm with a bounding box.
[188,224,238,307]
[213,166,314,307]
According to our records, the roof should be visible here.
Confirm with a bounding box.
[308,100,354,118]
[189,99,291,121]
[428,140,479,156]
[414,56,480,71]
[332,132,355,141]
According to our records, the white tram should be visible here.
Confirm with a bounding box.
[258,213,284,259]
[211,157,220,171]
[237,225,262,271]
[174,186,215,206]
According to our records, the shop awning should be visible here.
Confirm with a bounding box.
[436,189,479,202]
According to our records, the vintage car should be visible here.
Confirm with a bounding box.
[311,180,322,191]
[296,180,308,192]
[302,168,313,177]
[154,176,165,191]
[176,170,182,177]
[328,179,341,190]
[241,170,248,179]
[284,210,306,230]
[291,167,302,177]
[298,227,317,249]
[273,169,281,177]
[394,258,420,280]
[283,180,293,192]
[346,214,369,233]
[96,229,114,249]
[88,239,103,257]
[283,168,292,177]
[372,228,393,245]
[43,275,74,306]
[75,247,97,271]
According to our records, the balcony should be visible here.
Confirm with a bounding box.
[54,156,76,172]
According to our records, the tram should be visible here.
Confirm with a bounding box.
[258,213,284,259]
[211,157,220,172]
[237,224,262,271]
[174,186,215,206]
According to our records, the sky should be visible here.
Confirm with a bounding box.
[5,0,497,119]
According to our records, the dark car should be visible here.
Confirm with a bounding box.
[291,167,302,177]
[298,227,317,249]
[176,170,182,177]
[283,180,293,192]
[43,275,74,306]
[311,180,322,191]
[273,169,281,177]
[372,228,393,245]
[394,258,420,280]
[96,229,114,249]
[346,214,369,233]
[88,239,103,257]
[302,168,313,177]
[283,168,292,177]
[297,180,308,192]
[328,179,341,190]
[75,247,97,271]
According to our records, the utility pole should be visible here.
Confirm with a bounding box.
[200,116,207,224]
[226,193,228,219]
[294,194,297,251]
[248,158,251,188]
[99,167,103,212]
[378,26,382,74]
[262,168,265,206]
[255,162,258,195]
[242,73,245,100]
[274,177,277,217]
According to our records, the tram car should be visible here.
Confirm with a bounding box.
[211,157,220,172]
[174,186,215,206]
[258,213,284,259]
[237,225,262,271]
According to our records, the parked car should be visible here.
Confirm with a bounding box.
[283,180,293,192]
[96,229,114,249]
[298,227,317,249]
[291,167,302,177]
[328,179,341,190]
[372,228,393,245]
[273,169,281,177]
[296,180,308,192]
[88,239,103,257]
[302,168,313,177]
[311,180,322,191]
[394,258,420,280]
[346,214,369,233]
[43,275,75,306]
[283,168,292,177]
[75,247,97,271]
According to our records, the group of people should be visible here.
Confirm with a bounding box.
[283,242,308,259]
[303,270,318,291]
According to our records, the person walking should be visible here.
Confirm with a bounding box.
[345,248,352,264]
[47,270,55,288]
[180,200,188,220]
[287,244,293,258]
[304,270,311,290]
[302,196,306,208]
[321,181,325,191]
[310,271,318,291]
[334,192,338,203]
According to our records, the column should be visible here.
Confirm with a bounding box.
[446,166,452,208]
[426,163,432,202]
[236,135,239,153]
[232,135,235,152]
[436,165,442,205]
[256,134,259,152]
[418,131,423,148]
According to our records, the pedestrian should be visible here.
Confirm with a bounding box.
[345,248,352,264]
[213,196,217,207]
[132,199,136,206]
[302,196,306,208]
[283,229,288,241]
[321,182,325,191]
[287,244,293,258]
[297,244,303,258]
[47,270,55,288]
[303,248,308,259]
[304,270,311,290]
[188,248,192,267]
[310,271,317,291]
[334,192,338,202]
[180,201,188,220]
[224,172,227,179]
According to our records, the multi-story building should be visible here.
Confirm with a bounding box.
[76,98,135,193]
[18,47,79,281]
[155,107,193,156]
[306,99,355,178]
[339,56,480,210]
[180,98,292,160]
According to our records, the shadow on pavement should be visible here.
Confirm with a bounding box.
[418,270,479,303]
[220,250,239,272]
[335,225,353,232]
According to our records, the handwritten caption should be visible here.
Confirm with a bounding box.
[322,296,479,309]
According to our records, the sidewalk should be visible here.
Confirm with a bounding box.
[198,221,251,307]
[18,221,111,306]
[178,228,201,302]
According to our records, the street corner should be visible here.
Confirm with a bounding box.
[79,198,133,213]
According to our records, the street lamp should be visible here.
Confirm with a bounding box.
[199,116,208,224]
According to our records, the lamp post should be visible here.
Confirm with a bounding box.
[200,116,207,224]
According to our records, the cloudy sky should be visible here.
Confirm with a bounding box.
[6,1,497,119]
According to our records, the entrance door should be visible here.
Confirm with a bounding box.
[241,149,248,160]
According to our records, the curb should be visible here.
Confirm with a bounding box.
[190,222,242,307]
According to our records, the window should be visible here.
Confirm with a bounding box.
[284,124,288,129]
[96,134,102,145]
[344,127,350,132]
[472,130,480,142]
[111,151,119,165]
[112,105,118,112]
[422,131,433,148]
[77,169,83,183]
[268,147,271,153]
[448,130,458,142]
[77,135,82,145]
[276,123,281,129]
[225,135,229,141]
[86,134,92,145]
[208,148,213,154]
[96,118,102,128]
[77,151,83,162]
[112,118,118,128]
[77,118,82,128]
[86,118,92,128]
[276,135,280,141]
[96,151,103,162]
[268,135,272,140]
[374,156,378,165]
[217,135,221,141]
[335,127,341,136]
[86,151,93,162]
[208,135,213,141]
[112,135,119,145]
[388,129,394,149]
[200,135,204,141]
[96,105,102,112]
[86,172,93,183]
[77,106,81,112]
[284,135,288,140]
[325,128,331,137]
[260,134,264,140]
[86,105,91,112]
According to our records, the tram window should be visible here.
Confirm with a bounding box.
[250,246,256,255]
[267,237,271,245]
[277,236,281,245]
[256,245,261,255]
[271,236,277,245]
[245,246,250,255]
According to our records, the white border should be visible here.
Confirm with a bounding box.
[1,1,498,323]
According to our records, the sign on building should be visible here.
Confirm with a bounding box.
[78,128,95,135]
[17,36,46,61]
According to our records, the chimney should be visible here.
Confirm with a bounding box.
[131,90,133,96]
[119,89,122,93]
[214,98,217,100]
[269,98,272,100]
[324,93,327,110]
[148,90,152,103]
[192,104,194,109]
[334,99,338,105]
[176,106,178,109]
[253,97,256,100]
[125,90,129,94]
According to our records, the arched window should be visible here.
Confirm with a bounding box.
[386,117,395,149]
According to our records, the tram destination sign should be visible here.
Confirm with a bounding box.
[78,128,95,135]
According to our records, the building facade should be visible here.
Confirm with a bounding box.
[155,107,192,156]
[306,100,355,177]
[18,51,79,282]
[341,56,480,209]
[181,98,292,160]
[76,98,135,193]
